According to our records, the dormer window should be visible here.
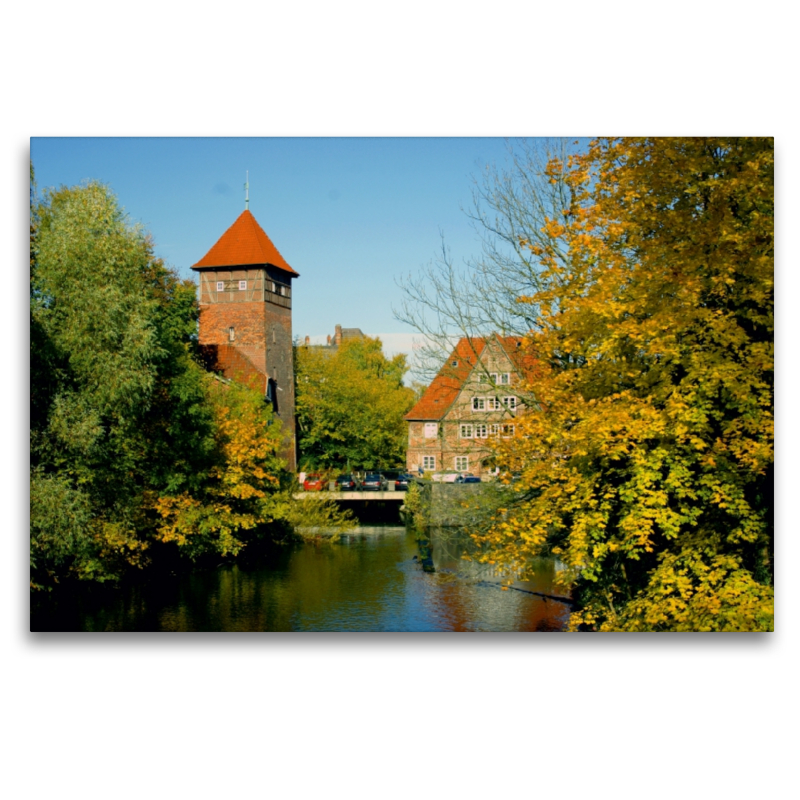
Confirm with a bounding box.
[451,360,458,368]
[228,326,235,342]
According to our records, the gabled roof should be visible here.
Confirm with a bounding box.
[404,338,488,421]
[191,210,299,276]
[404,335,539,421]
[498,335,539,376]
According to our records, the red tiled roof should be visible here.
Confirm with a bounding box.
[498,335,541,377]
[404,338,488,421]
[198,343,265,391]
[191,210,299,276]
[404,335,540,421]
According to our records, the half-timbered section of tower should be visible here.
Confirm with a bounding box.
[191,209,299,470]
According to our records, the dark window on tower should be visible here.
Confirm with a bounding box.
[266,378,278,413]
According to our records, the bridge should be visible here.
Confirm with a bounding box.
[293,490,406,502]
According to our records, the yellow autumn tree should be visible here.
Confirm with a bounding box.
[153,374,355,556]
[152,376,288,559]
[478,138,773,631]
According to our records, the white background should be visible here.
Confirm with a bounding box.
[5,2,796,798]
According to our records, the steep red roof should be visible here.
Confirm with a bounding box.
[404,338,487,421]
[404,335,540,421]
[498,335,541,377]
[191,210,299,276]
[198,344,266,389]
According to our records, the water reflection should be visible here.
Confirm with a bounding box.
[31,526,570,632]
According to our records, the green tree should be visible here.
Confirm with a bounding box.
[295,337,415,471]
[30,178,351,588]
[475,137,773,631]
[30,180,216,587]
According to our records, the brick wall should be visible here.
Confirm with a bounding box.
[406,340,522,477]
[196,266,296,471]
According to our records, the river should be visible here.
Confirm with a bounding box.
[31,525,571,632]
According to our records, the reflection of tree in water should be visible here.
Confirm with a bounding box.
[414,527,572,631]
[35,526,570,631]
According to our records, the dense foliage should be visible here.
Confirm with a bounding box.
[477,138,773,631]
[30,177,350,590]
[295,337,415,472]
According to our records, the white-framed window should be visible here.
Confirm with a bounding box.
[502,424,515,438]
[238,280,247,291]
[503,396,517,411]
[474,424,488,439]
[271,281,277,292]
[450,360,459,368]
[490,424,501,437]
[460,424,474,439]
[472,397,485,412]
[280,285,287,296]
[487,397,501,410]
[490,372,511,385]
[455,456,469,471]
[228,326,235,342]
[422,455,436,470]
[424,423,438,438]
[216,281,225,292]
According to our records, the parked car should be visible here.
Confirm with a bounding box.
[361,473,387,491]
[394,473,413,491]
[303,474,326,491]
[336,474,360,491]
[455,473,481,484]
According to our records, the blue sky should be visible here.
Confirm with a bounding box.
[31,137,526,361]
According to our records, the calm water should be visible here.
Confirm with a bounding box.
[31,526,571,632]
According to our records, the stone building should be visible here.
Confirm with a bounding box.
[191,209,299,470]
[404,335,538,478]
[301,324,366,352]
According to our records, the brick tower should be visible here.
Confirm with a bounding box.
[191,209,299,470]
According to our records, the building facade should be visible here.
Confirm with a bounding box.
[191,209,299,470]
[404,335,536,478]
[301,323,366,352]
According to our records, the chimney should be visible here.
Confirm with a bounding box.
[334,324,342,345]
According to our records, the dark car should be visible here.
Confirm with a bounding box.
[336,474,360,491]
[361,473,387,491]
[394,473,413,491]
[455,474,481,484]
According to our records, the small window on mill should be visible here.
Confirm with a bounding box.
[228,327,235,342]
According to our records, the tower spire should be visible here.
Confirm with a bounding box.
[245,170,249,210]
